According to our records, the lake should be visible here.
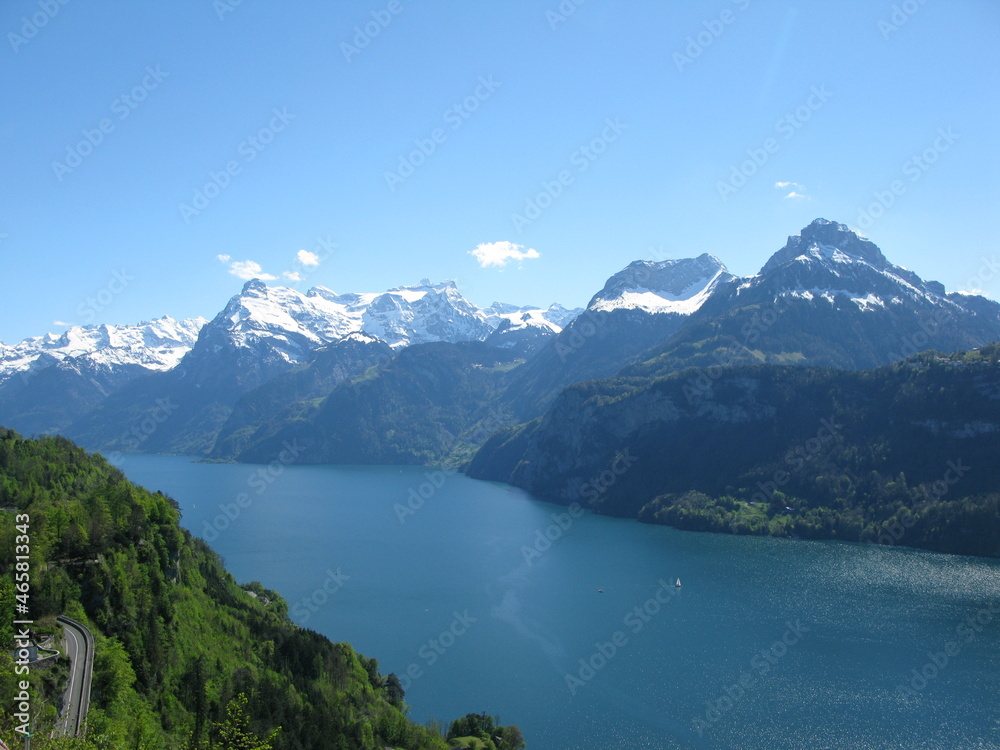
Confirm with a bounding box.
[116,454,1000,750]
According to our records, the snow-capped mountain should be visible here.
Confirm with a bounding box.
[754,218,955,310]
[742,219,999,327]
[483,302,584,354]
[358,279,495,348]
[588,254,734,314]
[0,316,206,438]
[6,218,1000,464]
[193,278,579,367]
[0,316,206,383]
[503,255,735,418]
[1,279,580,384]
[632,218,1000,376]
[485,302,582,332]
[19,277,579,455]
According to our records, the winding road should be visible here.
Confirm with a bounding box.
[54,616,94,738]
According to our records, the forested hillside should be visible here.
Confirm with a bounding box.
[233,342,522,466]
[0,429,524,749]
[469,346,1000,557]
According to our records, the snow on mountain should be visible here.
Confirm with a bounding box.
[541,303,584,329]
[756,218,958,312]
[2,278,582,387]
[482,302,584,355]
[207,279,355,361]
[588,254,734,315]
[0,316,207,382]
[484,302,583,334]
[200,278,582,363]
[359,279,493,347]
[671,218,1000,371]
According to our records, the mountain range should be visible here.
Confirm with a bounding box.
[626,218,1000,378]
[2,219,999,482]
[0,279,580,446]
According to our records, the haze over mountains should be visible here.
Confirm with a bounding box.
[0,315,206,380]
[0,279,581,445]
[2,219,999,472]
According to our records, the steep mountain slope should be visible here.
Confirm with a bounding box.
[0,316,205,382]
[204,277,573,357]
[235,341,520,466]
[589,254,732,314]
[467,345,1000,556]
[10,218,1000,472]
[469,221,1000,555]
[11,278,576,456]
[0,317,205,437]
[210,334,394,459]
[484,302,581,356]
[200,260,727,461]
[0,430,517,748]
[504,254,734,418]
[64,333,395,458]
[631,219,1000,378]
[56,281,490,455]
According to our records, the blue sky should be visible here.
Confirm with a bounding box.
[1,0,998,342]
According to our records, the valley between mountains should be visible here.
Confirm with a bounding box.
[4,219,1000,556]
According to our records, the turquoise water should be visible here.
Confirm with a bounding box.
[118,455,1000,749]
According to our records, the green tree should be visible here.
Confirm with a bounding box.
[385,673,406,709]
[495,724,526,750]
[213,693,280,750]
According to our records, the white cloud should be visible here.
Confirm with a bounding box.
[775,182,808,199]
[470,241,540,268]
[53,320,70,327]
[296,249,321,266]
[218,256,277,281]
[283,271,303,282]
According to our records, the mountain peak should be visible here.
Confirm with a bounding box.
[387,278,459,296]
[205,276,573,357]
[762,218,890,275]
[0,316,207,382]
[413,277,456,289]
[240,278,270,295]
[307,285,338,298]
[589,255,732,315]
[744,218,977,316]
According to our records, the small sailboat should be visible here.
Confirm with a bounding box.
[675,578,682,588]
